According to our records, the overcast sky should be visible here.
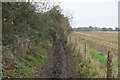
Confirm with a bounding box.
[59,0,119,28]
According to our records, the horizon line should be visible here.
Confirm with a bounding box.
[72,26,118,28]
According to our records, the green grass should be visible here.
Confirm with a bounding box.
[69,43,106,78]
[87,47,118,77]
[87,48,107,66]
[67,36,118,78]
[3,44,48,78]
[112,56,118,77]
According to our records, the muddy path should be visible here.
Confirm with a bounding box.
[36,39,79,78]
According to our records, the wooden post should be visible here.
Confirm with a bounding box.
[68,37,71,46]
[76,38,78,48]
[84,43,87,55]
[68,36,70,42]
[77,45,80,57]
[69,37,71,42]
[76,39,79,56]
[107,51,112,78]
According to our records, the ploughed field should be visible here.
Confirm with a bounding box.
[69,31,118,56]
[78,31,118,44]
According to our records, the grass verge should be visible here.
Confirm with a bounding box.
[68,42,106,78]
[3,44,48,78]
[87,48,118,78]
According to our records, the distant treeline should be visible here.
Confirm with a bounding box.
[73,26,120,31]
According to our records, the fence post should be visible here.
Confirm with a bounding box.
[67,36,69,42]
[107,51,112,78]
[76,39,80,57]
[77,46,80,57]
[84,43,87,55]
[76,38,78,48]
[69,37,71,42]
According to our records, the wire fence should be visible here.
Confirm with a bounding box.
[67,35,118,78]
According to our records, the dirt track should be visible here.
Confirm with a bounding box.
[36,39,79,78]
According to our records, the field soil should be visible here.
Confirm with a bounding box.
[35,39,79,78]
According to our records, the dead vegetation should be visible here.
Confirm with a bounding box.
[69,31,118,56]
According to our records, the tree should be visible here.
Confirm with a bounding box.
[101,27,107,31]
[114,27,120,31]
[2,2,35,37]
